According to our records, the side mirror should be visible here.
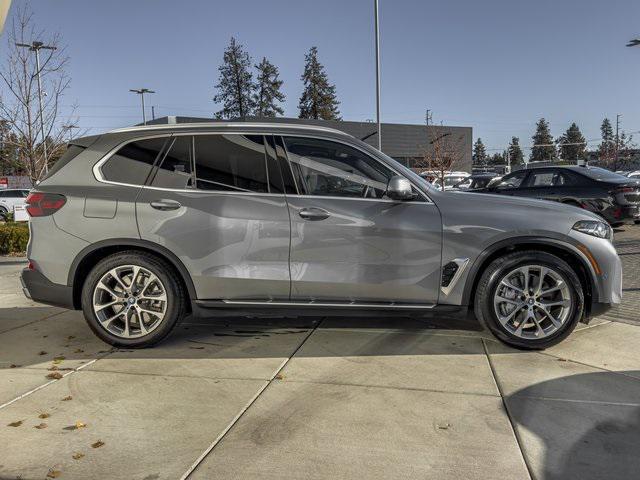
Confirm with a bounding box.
[386,176,415,201]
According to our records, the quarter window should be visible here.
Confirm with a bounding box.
[497,170,528,189]
[194,134,269,193]
[282,136,394,198]
[102,137,168,185]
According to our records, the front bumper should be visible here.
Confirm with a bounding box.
[21,267,74,309]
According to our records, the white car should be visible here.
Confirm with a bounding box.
[0,189,30,217]
[431,172,471,191]
[628,171,640,180]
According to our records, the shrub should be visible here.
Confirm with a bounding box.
[0,222,29,255]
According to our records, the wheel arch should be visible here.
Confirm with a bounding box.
[462,237,596,312]
[68,239,196,310]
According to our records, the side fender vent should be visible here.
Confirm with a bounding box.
[441,258,470,296]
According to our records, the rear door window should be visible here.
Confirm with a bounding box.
[102,137,169,185]
[149,136,194,189]
[194,134,270,193]
[525,171,555,187]
[497,170,528,189]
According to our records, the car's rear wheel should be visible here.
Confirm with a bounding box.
[474,250,584,349]
[81,251,185,348]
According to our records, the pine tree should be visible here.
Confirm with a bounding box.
[298,47,341,120]
[508,137,525,166]
[598,118,615,163]
[488,152,505,166]
[530,118,556,162]
[213,37,255,119]
[558,122,586,161]
[472,138,487,167]
[253,58,285,118]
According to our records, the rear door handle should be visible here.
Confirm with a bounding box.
[299,207,330,221]
[150,200,181,211]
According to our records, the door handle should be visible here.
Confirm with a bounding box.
[299,207,330,221]
[150,200,181,211]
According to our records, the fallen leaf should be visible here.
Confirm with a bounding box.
[188,346,204,350]
[38,413,50,419]
[34,423,48,429]
[72,452,85,460]
[8,420,23,427]
[74,349,84,353]
[91,440,105,449]
[48,366,59,371]
[437,423,452,430]
[46,469,62,478]
[53,356,65,364]
[75,421,87,429]
[65,421,87,431]
[275,373,285,380]
[38,350,48,356]
[67,335,75,340]
[557,358,568,362]
[61,396,73,401]
[9,364,19,368]
[46,372,63,380]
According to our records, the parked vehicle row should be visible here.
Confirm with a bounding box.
[470,166,640,227]
[21,123,622,351]
[0,189,29,219]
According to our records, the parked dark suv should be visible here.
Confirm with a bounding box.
[475,166,640,226]
[21,123,622,350]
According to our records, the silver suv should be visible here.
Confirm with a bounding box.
[21,123,622,349]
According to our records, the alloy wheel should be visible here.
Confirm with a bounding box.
[92,265,168,339]
[493,264,572,340]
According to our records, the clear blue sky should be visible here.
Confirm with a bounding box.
[2,0,640,154]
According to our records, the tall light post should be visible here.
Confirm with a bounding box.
[16,41,56,174]
[62,124,79,142]
[374,0,381,151]
[129,88,155,125]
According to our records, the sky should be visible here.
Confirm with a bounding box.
[1,0,640,155]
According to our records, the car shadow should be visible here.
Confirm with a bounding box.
[506,371,640,480]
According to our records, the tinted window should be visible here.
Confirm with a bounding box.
[151,136,194,189]
[554,171,581,186]
[497,170,528,188]
[283,136,394,198]
[102,137,168,185]
[194,135,268,193]
[580,167,629,182]
[0,191,6,198]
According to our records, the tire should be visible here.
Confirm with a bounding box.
[474,250,584,350]
[81,251,186,348]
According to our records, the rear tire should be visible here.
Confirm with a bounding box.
[474,250,584,350]
[81,251,186,348]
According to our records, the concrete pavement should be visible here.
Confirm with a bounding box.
[0,226,639,479]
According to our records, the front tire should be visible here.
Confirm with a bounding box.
[474,250,584,350]
[81,251,186,348]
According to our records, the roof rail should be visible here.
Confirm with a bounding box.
[109,122,352,137]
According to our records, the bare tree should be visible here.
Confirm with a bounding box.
[0,7,76,184]
[415,127,466,190]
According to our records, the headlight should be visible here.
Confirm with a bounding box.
[572,220,611,239]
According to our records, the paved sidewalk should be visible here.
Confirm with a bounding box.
[0,227,638,480]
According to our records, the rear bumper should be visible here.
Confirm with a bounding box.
[603,204,640,225]
[21,268,74,309]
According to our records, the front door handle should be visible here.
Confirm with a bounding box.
[299,207,330,221]
[150,200,181,211]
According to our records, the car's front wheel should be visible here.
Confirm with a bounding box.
[474,250,584,349]
[81,251,186,348]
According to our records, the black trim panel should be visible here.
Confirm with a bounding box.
[21,268,74,309]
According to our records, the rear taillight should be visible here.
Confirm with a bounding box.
[25,192,67,217]
[611,186,636,194]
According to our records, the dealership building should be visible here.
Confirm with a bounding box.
[147,116,473,172]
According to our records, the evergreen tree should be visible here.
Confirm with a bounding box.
[298,47,341,120]
[472,138,487,167]
[558,122,586,161]
[213,37,255,119]
[507,137,525,166]
[530,118,556,162]
[488,152,505,166]
[253,57,285,118]
[598,118,615,162]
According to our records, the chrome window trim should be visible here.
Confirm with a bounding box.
[93,131,433,204]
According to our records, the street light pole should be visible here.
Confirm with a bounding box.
[15,41,56,175]
[129,88,156,125]
[374,0,381,151]
[62,124,79,142]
